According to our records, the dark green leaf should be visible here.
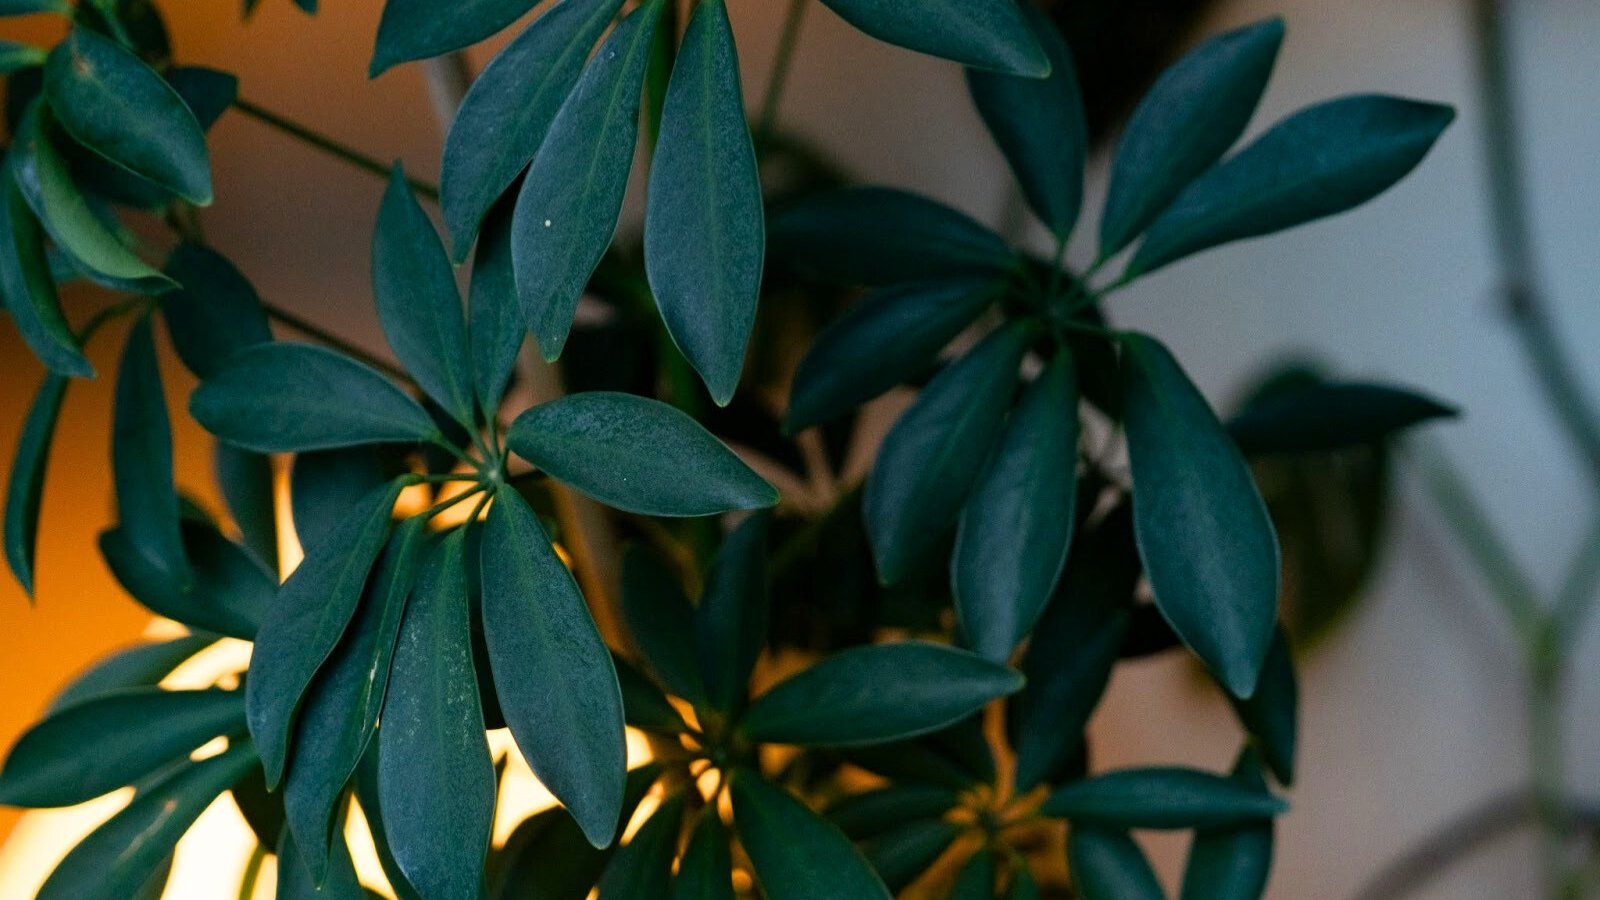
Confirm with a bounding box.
[1180,751,1274,900]
[0,0,70,15]
[966,4,1087,236]
[1128,95,1455,276]
[232,762,285,850]
[191,344,439,453]
[816,0,1047,76]
[442,0,622,258]
[468,197,524,414]
[47,634,214,713]
[166,66,238,131]
[283,517,427,882]
[213,441,278,571]
[1068,828,1163,900]
[844,716,996,791]
[694,513,768,713]
[770,187,1015,287]
[43,28,212,204]
[731,770,892,900]
[614,653,689,734]
[1010,866,1038,900]
[644,0,762,406]
[865,323,1029,584]
[0,41,46,74]
[113,317,191,594]
[1227,382,1456,456]
[507,392,778,517]
[827,785,960,840]
[512,0,662,361]
[1228,629,1296,786]
[490,763,662,900]
[4,372,66,594]
[351,744,422,900]
[787,279,997,432]
[162,242,272,379]
[1042,767,1287,830]
[741,641,1023,747]
[0,157,87,377]
[0,686,243,807]
[291,445,408,550]
[247,480,405,788]
[953,351,1079,662]
[861,819,962,893]
[35,742,256,900]
[674,809,734,900]
[595,792,684,899]
[620,544,706,705]
[482,488,625,848]
[951,847,996,898]
[100,516,272,639]
[1099,18,1284,257]
[1121,334,1279,698]
[374,166,475,424]
[278,826,366,900]
[371,0,540,76]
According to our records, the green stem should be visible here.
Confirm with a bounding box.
[259,301,414,386]
[237,841,267,900]
[1553,515,1600,647]
[756,0,809,148]
[231,99,441,201]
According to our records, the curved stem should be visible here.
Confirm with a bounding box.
[259,301,413,387]
[756,0,809,148]
[237,841,267,900]
[231,98,441,201]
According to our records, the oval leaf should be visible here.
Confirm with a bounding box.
[1227,381,1456,456]
[47,634,214,714]
[614,653,689,734]
[826,784,961,840]
[113,317,191,594]
[1068,828,1164,900]
[816,0,1047,76]
[1228,628,1297,786]
[371,0,540,76]
[731,770,892,900]
[277,827,365,900]
[1179,750,1275,900]
[694,512,769,714]
[861,819,962,893]
[467,197,525,415]
[595,793,685,899]
[4,373,66,595]
[1042,767,1287,830]
[674,808,735,900]
[620,544,707,705]
[162,242,273,380]
[0,158,87,377]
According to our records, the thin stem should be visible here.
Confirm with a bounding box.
[1553,515,1600,645]
[756,0,809,147]
[259,301,414,386]
[427,435,483,473]
[1045,233,1070,299]
[237,841,267,900]
[418,473,484,485]
[231,99,440,201]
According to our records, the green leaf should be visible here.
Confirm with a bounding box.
[213,441,278,571]
[644,0,762,406]
[826,784,960,840]
[674,809,734,900]
[277,826,366,900]
[100,514,274,639]
[4,373,67,595]
[731,770,892,900]
[0,155,88,377]
[113,317,191,594]
[373,166,475,424]
[161,243,272,379]
[861,819,962,893]
[371,0,539,76]
[507,392,778,517]
[0,686,243,807]
[1128,95,1455,276]
[379,531,496,899]
[1179,751,1274,900]
[0,41,46,74]
[741,641,1023,748]
[614,653,689,734]
[843,718,994,791]
[247,480,405,788]
[12,106,174,293]
[1121,334,1279,697]
[1042,767,1287,830]
[816,0,1047,76]
[481,488,625,848]
[0,0,70,15]
[166,66,238,132]
[1227,382,1456,456]
[191,343,440,453]
[1010,866,1039,900]
[1067,829,1163,900]
[512,0,662,361]
[620,545,706,706]
[770,187,1015,287]
[283,517,427,882]
[1099,18,1284,257]
[865,323,1029,584]
[291,445,408,550]
[965,4,1086,237]
[468,198,524,415]
[35,742,256,900]
[694,513,768,714]
[951,847,996,898]
[1228,629,1296,786]
[47,634,215,713]
[43,28,212,205]
[442,0,623,258]
[351,744,422,900]
[953,351,1079,662]
[787,278,998,432]
[595,792,684,899]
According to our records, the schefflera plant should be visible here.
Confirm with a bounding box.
[185,170,779,895]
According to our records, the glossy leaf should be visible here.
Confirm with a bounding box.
[1100,18,1284,256]
[372,0,540,76]
[1042,767,1287,830]
[1227,382,1456,456]
[644,0,762,405]
[0,157,87,377]
[191,343,439,453]
[865,323,1029,584]
[826,784,960,840]
[0,687,243,807]
[731,770,892,900]
[373,167,475,423]
[4,373,66,595]
[247,480,405,788]
[787,279,997,432]
[595,793,685,899]
[43,28,212,204]
[468,198,524,414]
[162,242,273,379]
[953,351,1079,662]
[512,0,662,361]
[695,513,768,713]
[507,392,778,517]
[966,4,1086,236]
[47,634,214,713]
[1180,751,1274,900]
[482,488,625,848]
[1228,629,1297,786]
[861,819,962,893]
[379,532,496,900]
[741,641,1023,747]
[674,809,734,900]
[1122,334,1279,698]
[1128,95,1455,276]
[770,187,1015,287]
[620,545,706,705]
[442,0,623,257]
[113,318,191,594]
[817,0,1047,76]
[1068,829,1163,900]
[277,827,365,900]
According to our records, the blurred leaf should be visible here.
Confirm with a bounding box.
[213,441,277,571]
[860,818,962,893]
[1179,750,1274,900]
[4,373,67,594]
[951,847,996,898]
[595,792,684,899]
[112,318,191,594]
[674,809,734,900]
[695,513,769,714]
[842,716,995,791]
[1068,828,1163,900]
[371,0,539,76]
[826,784,960,840]
[47,634,215,713]
[101,514,273,639]
[0,157,87,377]
[620,544,707,705]
[277,826,365,900]
[161,243,272,380]
[817,0,1047,76]
[0,41,46,74]
[1043,767,1286,829]
[0,0,70,15]
[1228,381,1456,456]
[613,654,688,734]
[731,770,892,900]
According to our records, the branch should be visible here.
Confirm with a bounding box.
[231,98,441,201]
